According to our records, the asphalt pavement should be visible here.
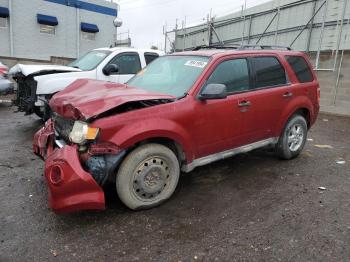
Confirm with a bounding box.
[1,104,350,262]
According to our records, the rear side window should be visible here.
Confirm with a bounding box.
[207,58,250,94]
[144,53,159,65]
[251,56,287,88]
[286,55,314,83]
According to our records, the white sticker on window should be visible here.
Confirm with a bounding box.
[184,60,207,68]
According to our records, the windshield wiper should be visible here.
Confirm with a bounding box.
[176,92,188,100]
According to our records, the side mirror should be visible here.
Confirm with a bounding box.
[103,64,119,76]
[198,83,227,100]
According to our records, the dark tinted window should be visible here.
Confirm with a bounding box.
[207,59,250,93]
[144,53,159,65]
[108,53,141,74]
[252,56,286,88]
[286,55,313,83]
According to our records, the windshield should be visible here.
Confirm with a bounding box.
[68,50,111,71]
[127,55,209,97]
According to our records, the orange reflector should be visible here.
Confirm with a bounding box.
[86,127,99,140]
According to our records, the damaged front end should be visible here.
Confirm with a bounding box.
[10,64,82,116]
[33,116,127,213]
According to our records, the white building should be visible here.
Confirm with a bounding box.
[0,0,119,61]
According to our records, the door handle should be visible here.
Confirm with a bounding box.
[283,92,293,97]
[238,101,251,107]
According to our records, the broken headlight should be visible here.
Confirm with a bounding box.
[69,121,99,145]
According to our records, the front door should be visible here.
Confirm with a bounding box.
[99,52,142,84]
[192,57,251,158]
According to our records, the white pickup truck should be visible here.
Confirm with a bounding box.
[10,47,163,120]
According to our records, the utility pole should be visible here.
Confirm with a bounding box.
[241,0,247,44]
[182,16,187,51]
[163,23,167,53]
[274,0,281,45]
[207,9,213,46]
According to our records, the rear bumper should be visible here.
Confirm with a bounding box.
[44,145,105,213]
[33,121,105,213]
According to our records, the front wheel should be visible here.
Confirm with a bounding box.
[276,114,308,160]
[116,143,180,210]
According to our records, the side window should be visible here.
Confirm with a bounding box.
[252,56,287,88]
[144,52,159,65]
[286,55,314,83]
[207,58,250,94]
[108,53,141,75]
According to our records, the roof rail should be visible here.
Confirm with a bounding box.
[238,44,292,50]
[192,44,240,51]
[192,44,292,51]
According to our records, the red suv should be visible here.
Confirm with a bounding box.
[33,46,320,213]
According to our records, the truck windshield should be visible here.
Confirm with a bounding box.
[68,50,111,71]
[127,55,210,97]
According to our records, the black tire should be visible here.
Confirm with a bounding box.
[42,105,52,122]
[33,106,44,119]
[276,114,308,160]
[116,143,180,210]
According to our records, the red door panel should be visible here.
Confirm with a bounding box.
[191,95,243,158]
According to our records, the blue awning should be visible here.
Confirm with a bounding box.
[37,14,58,26]
[0,7,9,18]
[81,22,99,33]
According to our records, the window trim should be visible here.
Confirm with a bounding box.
[198,57,253,98]
[144,52,159,65]
[248,55,290,90]
[104,52,142,75]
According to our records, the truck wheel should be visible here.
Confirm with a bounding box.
[276,114,308,160]
[116,143,180,210]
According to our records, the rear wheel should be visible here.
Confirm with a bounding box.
[276,114,308,159]
[116,143,180,210]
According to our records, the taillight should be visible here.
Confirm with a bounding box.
[317,87,320,105]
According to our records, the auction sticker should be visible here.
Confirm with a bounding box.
[184,60,207,68]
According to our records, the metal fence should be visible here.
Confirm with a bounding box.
[167,0,349,70]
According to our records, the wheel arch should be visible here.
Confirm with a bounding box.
[275,98,314,137]
[136,137,187,166]
[108,119,195,165]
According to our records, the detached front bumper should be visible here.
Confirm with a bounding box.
[44,146,105,213]
[33,121,105,213]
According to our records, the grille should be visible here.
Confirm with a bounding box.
[15,76,37,113]
[52,113,74,143]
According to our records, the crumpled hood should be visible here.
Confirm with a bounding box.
[50,79,175,121]
[9,64,81,76]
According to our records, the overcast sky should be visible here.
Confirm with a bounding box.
[115,0,271,50]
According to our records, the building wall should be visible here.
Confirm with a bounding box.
[0,0,118,60]
[174,0,350,52]
[312,52,350,115]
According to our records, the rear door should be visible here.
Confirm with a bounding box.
[236,55,293,144]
